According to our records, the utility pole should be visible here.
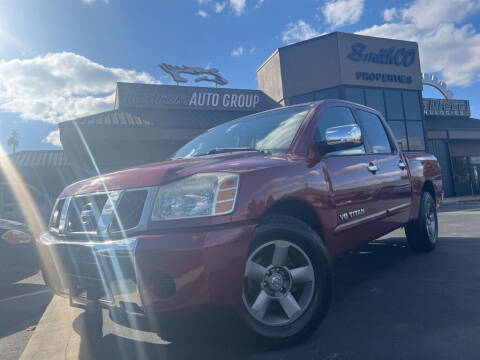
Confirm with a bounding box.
[7,130,19,153]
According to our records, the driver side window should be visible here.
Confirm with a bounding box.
[315,106,365,156]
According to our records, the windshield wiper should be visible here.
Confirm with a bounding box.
[198,147,270,156]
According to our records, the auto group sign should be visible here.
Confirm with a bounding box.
[188,91,260,108]
[115,82,273,112]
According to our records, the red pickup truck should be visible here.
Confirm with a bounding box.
[37,100,442,341]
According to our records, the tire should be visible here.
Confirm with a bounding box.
[241,215,333,343]
[405,192,438,252]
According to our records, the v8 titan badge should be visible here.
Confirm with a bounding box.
[339,208,365,221]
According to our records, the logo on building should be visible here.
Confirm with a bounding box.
[423,98,470,117]
[347,43,416,67]
[159,63,228,87]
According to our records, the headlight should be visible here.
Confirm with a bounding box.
[151,173,239,220]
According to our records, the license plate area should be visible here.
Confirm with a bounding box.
[56,243,113,304]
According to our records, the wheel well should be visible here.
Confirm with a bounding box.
[262,200,323,239]
[423,180,436,202]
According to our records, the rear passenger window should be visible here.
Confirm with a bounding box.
[315,107,365,155]
[355,110,392,154]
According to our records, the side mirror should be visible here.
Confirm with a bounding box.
[317,124,363,154]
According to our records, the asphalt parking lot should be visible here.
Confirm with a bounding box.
[2,202,480,360]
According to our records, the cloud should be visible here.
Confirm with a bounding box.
[382,8,398,22]
[43,129,61,147]
[0,52,158,124]
[198,0,248,16]
[230,0,246,15]
[198,9,208,18]
[358,0,480,86]
[214,2,226,13]
[281,20,320,45]
[322,0,364,28]
[400,0,480,30]
[230,46,244,57]
[81,0,109,4]
[256,0,265,8]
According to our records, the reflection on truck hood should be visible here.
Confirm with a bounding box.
[60,151,291,196]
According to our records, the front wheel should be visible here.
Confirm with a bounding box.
[405,191,438,252]
[241,215,332,342]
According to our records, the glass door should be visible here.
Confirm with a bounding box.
[470,156,480,195]
[452,156,472,196]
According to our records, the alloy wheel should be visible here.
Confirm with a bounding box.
[425,202,437,242]
[242,240,315,326]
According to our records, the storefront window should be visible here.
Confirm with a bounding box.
[365,88,386,117]
[406,121,425,151]
[345,87,364,105]
[384,89,404,120]
[314,87,340,101]
[470,156,480,164]
[290,92,314,105]
[452,156,472,196]
[452,157,470,182]
[388,121,408,151]
[402,91,422,120]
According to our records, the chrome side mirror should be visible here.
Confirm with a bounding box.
[317,124,363,153]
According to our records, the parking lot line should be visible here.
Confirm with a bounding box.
[0,289,50,304]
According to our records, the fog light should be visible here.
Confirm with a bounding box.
[152,271,176,299]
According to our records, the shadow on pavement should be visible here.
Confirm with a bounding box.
[71,237,440,360]
[0,266,40,288]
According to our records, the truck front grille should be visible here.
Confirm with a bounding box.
[49,188,153,239]
[110,190,148,232]
[66,194,108,234]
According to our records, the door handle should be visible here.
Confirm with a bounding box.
[367,162,378,173]
[398,160,407,170]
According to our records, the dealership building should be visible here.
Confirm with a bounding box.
[4,31,480,217]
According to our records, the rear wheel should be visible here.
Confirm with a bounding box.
[241,215,332,342]
[405,192,438,252]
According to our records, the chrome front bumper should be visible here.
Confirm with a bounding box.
[38,232,143,316]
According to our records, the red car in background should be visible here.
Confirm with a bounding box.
[0,219,38,285]
[36,100,442,341]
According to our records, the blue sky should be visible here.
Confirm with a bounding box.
[1,0,480,153]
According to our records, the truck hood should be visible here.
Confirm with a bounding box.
[60,152,291,196]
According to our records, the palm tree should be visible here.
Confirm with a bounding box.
[7,130,19,153]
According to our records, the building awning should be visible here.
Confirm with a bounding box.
[59,108,255,131]
[8,150,70,168]
[425,116,480,130]
[71,110,155,127]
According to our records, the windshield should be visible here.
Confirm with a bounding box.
[173,105,311,158]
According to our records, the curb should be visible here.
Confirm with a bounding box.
[19,296,86,360]
[441,198,480,206]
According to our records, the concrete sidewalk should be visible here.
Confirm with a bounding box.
[19,296,90,360]
[442,194,480,205]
